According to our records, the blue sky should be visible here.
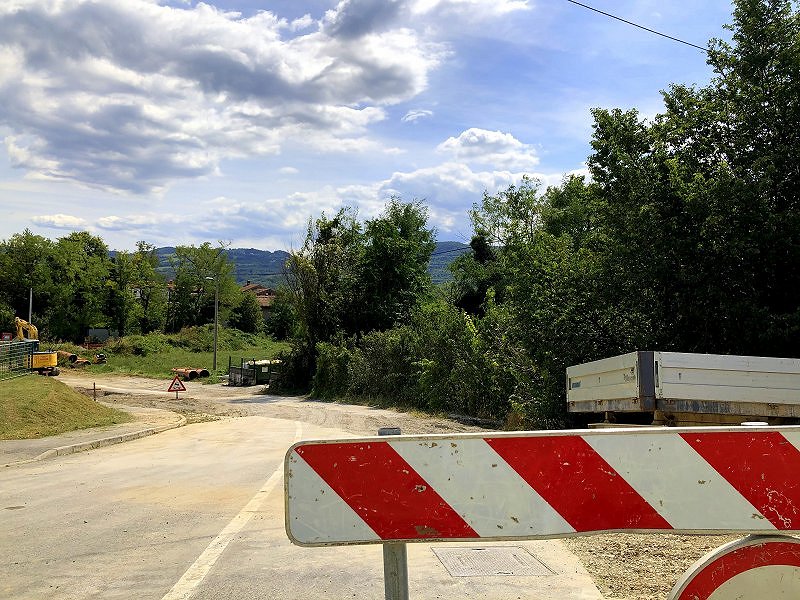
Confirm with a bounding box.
[0,0,734,251]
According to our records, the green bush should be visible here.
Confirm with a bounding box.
[169,326,215,351]
[407,300,513,419]
[161,325,265,352]
[312,341,353,399]
[105,332,171,356]
[0,303,15,334]
[302,299,516,421]
[273,342,315,394]
[347,327,416,406]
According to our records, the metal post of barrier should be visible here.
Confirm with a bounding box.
[378,427,409,600]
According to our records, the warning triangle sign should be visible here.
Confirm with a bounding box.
[167,375,187,392]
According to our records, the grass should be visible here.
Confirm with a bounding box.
[0,375,133,440]
[55,328,290,382]
[91,341,289,381]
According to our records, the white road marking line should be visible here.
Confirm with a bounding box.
[161,421,303,600]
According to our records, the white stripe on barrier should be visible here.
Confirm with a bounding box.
[780,430,800,455]
[585,433,775,531]
[389,438,575,538]
[286,451,381,546]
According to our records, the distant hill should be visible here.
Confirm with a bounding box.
[154,247,290,288]
[429,241,471,284]
[153,241,470,287]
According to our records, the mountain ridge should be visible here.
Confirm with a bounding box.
[153,241,470,286]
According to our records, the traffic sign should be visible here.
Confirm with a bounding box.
[669,535,800,599]
[285,426,800,547]
[167,375,187,393]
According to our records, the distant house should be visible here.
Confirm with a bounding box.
[241,281,276,321]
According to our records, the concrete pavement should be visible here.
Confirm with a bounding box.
[1,416,605,599]
[0,403,185,467]
[0,377,606,599]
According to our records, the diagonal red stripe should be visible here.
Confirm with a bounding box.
[294,442,479,541]
[681,431,800,529]
[486,436,672,532]
[677,539,800,599]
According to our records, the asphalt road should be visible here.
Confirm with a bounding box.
[1,387,602,599]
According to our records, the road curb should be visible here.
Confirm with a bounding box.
[3,413,187,468]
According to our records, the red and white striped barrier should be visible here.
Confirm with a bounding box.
[284,427,800,546]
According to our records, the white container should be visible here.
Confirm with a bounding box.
[567,351,800,418]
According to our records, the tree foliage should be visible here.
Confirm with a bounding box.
[0,233,237,343]
[424,0,800,426]
[165,243,238,333]
[229,291,265,334]
[281,199,436,389]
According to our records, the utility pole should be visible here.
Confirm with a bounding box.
[205,277,218,371]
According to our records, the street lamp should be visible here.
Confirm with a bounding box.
[205,276,218,372]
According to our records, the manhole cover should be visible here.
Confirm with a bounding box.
[432,546,555,577]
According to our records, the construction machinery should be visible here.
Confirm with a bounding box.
[14,317,59,376]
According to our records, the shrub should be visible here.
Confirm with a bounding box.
[347,327,416,406]
[407,300,500,416]
[311,341,352,399]
[105,332,170,356]
[273,342,315,394]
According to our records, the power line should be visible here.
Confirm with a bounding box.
[431,246,471,257]
[563,0,708,53]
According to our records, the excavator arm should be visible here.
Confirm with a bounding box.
[14,317,39,341]
[13,317,58,375]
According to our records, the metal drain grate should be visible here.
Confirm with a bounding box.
[432,546,555,577]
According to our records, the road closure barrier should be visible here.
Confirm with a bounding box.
[285,425,800,599]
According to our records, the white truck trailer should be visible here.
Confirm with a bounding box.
[566,351,800,426]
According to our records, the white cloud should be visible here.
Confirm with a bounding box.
[289,14,315,32]
[334,128,584,235]
[21,123,585,248]
[402,109,434,122]
[31,214,88,229]
[410,0,531,20]
[437,128,539,170]
[96,215,162,231]
[0,0,444,193]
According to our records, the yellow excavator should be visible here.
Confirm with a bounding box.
[14,317,60,376]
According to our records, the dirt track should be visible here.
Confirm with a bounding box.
[57,372,741,600]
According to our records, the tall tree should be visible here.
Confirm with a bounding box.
[48,232,112,342]
[283,199,436,388]
[0,230,57,329]
[359,199,436,332]
[131,241,167,334]
[105,251,139,337]
[165,243,236,332]
[229,291,265,334]
[285,208,363,349]
[654,0,800,354]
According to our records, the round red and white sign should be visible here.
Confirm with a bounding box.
[669,535,800,600]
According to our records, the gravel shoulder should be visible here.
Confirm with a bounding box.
[58,372,744,599]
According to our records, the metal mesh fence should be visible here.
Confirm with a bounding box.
[0,341,36,381]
